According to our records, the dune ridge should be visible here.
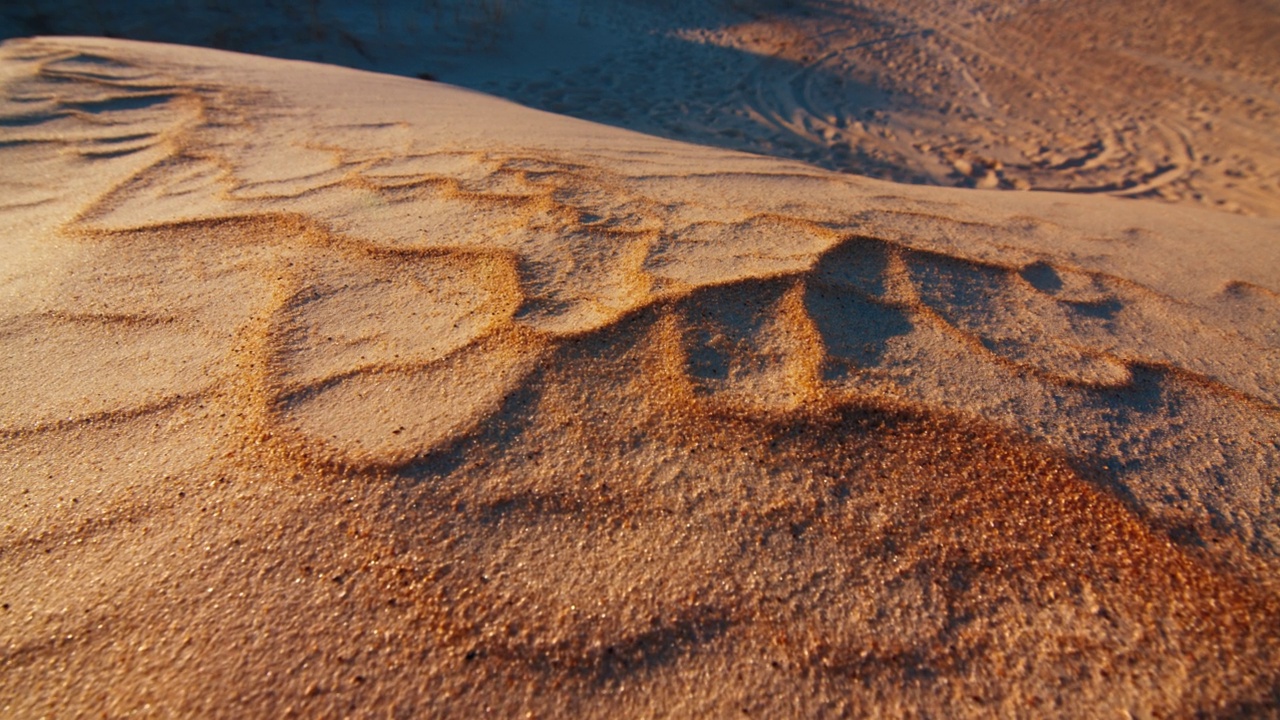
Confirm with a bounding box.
[2,37,1279,716]
[6,0,1278,217]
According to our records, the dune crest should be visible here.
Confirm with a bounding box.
[2,37,1279,717]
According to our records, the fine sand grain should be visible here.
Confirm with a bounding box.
[1,36,1279,717]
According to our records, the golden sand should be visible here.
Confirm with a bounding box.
[1,37,1278,716]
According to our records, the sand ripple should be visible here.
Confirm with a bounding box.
[2,38,1278,717]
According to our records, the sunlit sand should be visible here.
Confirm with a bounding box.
[2,22,1278,718]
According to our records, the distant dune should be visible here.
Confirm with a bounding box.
[1,34,1279,717]
[4,0,1279,216]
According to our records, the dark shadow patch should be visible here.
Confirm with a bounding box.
[0,112,67,128]
[64,93,175,114]
[805,284,913,376]
[673,277,795,386]
[1020,260,1063,294]
[1066,296,1123,320]
[809,235,897,297]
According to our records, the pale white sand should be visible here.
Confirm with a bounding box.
[1,35,1278,717]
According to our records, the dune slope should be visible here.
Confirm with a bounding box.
[1,37,1279,717]
[5,0,1280,216]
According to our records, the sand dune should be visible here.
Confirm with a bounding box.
[5,0,1279,216]
[2,36,1280,717]
[640,0,1280,214]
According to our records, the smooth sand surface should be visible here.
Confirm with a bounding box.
[2,35,1279,717]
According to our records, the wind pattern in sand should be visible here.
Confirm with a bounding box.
[2,38,1279,717]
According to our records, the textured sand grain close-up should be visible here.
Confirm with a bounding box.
[1,6,1278,717]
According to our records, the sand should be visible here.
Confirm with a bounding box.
[5,0,1280,217]
[1,28,1279,719]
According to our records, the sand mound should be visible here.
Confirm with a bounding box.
[6,0,1279,216]
[2,37,1279,717]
